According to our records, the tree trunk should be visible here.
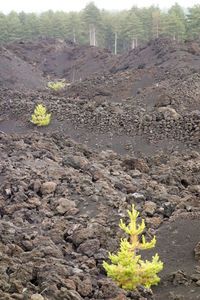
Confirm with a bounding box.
[93,26,96,46]
[132,39,135,49]
[73,28,76,43]
[156,23,159,38]
[114,31,117,55]
[89,25,92,46]
[89,25,96,46]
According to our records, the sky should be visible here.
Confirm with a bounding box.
[1,0,199,14]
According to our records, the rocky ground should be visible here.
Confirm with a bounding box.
[0,37,200,300]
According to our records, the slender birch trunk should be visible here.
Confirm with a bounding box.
[73,28,76,43]
[114,32,117,55]
[132,39,135,49]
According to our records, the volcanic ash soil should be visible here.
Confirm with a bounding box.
[0,37,200,300]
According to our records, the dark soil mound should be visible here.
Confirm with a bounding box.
[110,38,200,77]
[6,38,116,82]
[0,45,46,90]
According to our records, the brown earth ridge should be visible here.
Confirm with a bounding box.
[0,37,200,300]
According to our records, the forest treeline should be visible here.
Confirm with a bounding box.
[1,2,200,54]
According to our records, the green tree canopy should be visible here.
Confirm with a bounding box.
[82,2,102,45]
[0,13,7,42]
[7,11,23,42]
[0,3,197,52]
[166,3,186,40]
[187,5,200,38]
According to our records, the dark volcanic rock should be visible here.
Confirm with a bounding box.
[1,37,200,300]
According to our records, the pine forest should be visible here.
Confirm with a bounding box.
[1,2,200,54]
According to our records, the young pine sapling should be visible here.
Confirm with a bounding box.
[103,205,163,291]
[30,104,51,127]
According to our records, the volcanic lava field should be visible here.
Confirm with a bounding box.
[0,37,200,300]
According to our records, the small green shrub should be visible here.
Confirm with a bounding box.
[30,104,51,126]
[103,205,163,291]
[47,81,66,91]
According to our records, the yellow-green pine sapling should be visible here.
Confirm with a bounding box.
[47,81,66,91]
[30,104,51,126]
[103,204,163,291]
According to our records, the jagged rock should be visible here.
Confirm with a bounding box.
[62,155,88,170]
[76,277,93,297]
[40,181,57,194]
[125,184,137,194]
[72,227,95,247]
[77,239,100,257]
[64,278,76,290]
[122,158,149,173]
[127,192,146,204]
[33,179,41,193]
[188,185,200,194]
[5,188,12,196]
[190,273,200,282]
[108,294,128,300]
[145,217,163,229]
[163,202,176,217]
[143,201,157,216]
[158,107,180,120]
[28,197,41,207]
[194,242,200,262]
[155,94,172,107]
[57,287,83,300]
[56,198,76,214]
[31,294,44,300]
[170,270,188,286]
[97,278,122,299]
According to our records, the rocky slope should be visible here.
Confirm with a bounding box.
[0,38,200,300]
[6,38,115,82]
